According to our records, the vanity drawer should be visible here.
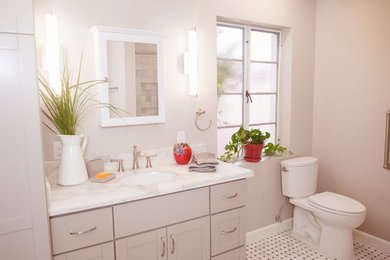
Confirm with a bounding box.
[53,242,114,260]
[210,179,246,214]
[50,208,113,255]
[114,187,209,238]
[211,207,246,256]
[211,246,246,260]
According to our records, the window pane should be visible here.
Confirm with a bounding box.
[250,63,277,93]
[217,127,240,157]
[249,94,276,124]
[249,124,276,144]
[217,95,242,127]
[217,26,243,60]
[217,60,243,94]
[250,30,278,62]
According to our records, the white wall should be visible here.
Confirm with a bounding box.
[215,0,316,157]
[34,0,316,232]
[313,0,390,241]
[34,0,219,160]
[210,0,317,230]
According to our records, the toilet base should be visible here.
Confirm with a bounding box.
[290,202,364,260]
[318,225,354,260]
[291,207,321,246]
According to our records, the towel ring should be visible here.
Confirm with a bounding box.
[195,109,212,131]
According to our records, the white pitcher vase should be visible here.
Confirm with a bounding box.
[57,135,88,186]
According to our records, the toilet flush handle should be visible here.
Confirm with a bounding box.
[281,166,289,172]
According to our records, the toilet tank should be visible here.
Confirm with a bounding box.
[281,157,319,199]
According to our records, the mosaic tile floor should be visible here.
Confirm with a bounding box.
[246,230,390,260]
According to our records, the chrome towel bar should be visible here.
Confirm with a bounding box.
[384,111,390,170]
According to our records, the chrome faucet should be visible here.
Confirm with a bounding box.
[132,145,143,169]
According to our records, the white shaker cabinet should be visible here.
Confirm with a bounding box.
[116,217,210,260]
[116,228,167,260]
[0,0,34,34]
[166,216,210,260]
[0,31,51,259]
[50,180,248,260]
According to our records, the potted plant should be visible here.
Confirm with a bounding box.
[39,56,118,185]
[219,127,270,162]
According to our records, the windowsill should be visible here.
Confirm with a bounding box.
[232,154,296,171]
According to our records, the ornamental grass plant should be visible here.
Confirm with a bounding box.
[38,56,116,135]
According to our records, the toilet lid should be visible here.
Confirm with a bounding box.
[308,192,366,214]
[281,157,318,167]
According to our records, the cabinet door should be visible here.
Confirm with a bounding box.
[53,242,114,260]
[167,216,210,260]
[0,0,34,34]
[0,32,51,259]
[116,228,167,260]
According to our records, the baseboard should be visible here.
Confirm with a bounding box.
[354,229,390,254]
[246,218,292,244]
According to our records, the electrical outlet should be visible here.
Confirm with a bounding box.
[177,131,186,143]
[53,141,62,160]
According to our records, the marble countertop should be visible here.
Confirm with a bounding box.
[48,162,253,217]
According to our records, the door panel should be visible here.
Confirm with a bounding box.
[0,33,32,235]
[167,216,210,260]
[0,0,34,34]
[116,228,167,260]
[0,31,51,259]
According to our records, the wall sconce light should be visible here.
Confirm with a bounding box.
[188,27,198,97]
[44,12,61,94]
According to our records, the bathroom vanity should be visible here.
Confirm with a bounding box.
[48,162,253,260]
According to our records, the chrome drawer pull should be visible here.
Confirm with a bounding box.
[69,226,97,235]
[170,234,175,254]
[221,192,238,199]
[221,226,237,234]
[161,237,166,257]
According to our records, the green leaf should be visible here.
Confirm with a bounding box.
[38,54,121,135]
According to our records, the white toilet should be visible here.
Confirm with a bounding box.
[281,157,366,260]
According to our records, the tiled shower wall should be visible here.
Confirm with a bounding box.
[135,43,158,116]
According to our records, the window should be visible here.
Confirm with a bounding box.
[217,23,280,156]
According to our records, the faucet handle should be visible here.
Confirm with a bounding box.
[143,154,157,168]
[110,159,124,172]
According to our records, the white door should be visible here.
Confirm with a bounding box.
[0,32,51,259]
[167,216,210,260]
[116,228,167,260]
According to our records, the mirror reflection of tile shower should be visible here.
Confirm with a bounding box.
[107,41,158,118]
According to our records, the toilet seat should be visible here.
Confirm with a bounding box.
[308,192,366,215]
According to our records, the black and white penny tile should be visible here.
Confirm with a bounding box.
[354,240,390,260]
[246,230,390,260]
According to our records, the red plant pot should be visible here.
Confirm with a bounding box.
[243,143,264,162]
[173,143,192,164]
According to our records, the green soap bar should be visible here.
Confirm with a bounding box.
[91,173,116,183]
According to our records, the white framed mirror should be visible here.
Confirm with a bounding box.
[92,26,165,127]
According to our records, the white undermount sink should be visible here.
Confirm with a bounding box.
[120,170,176,185]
